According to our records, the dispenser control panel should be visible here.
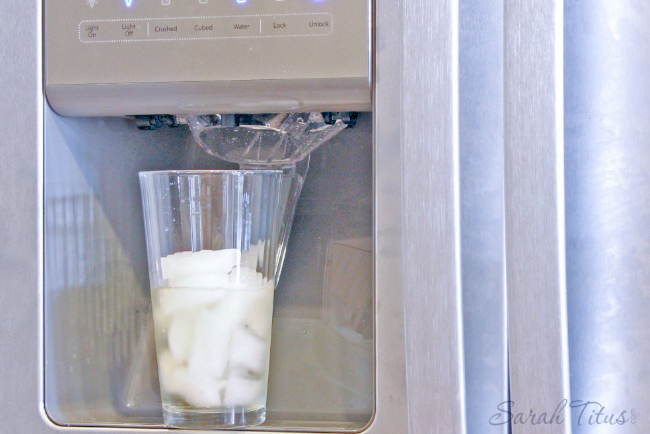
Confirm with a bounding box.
[45,0,370,114]
[78,12,334,43]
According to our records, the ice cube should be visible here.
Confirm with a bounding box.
[187,306,231,379]
[157,350,182,396]
[161,249,241,281]
[163,361,225,408]
[230,327,268,374]
[228,267,265,289]
[223,377,264,406]
[214,290,252,329]
[171,272,231,289]
[180,372,225,408]
[241,284,275,339]
[168,311,194,364]
[157,287,227,318]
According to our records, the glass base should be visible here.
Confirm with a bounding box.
[163,405,266,429]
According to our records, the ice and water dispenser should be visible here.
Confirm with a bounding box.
[43,0,376,430]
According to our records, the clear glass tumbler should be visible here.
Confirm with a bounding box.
[139,170,284,429]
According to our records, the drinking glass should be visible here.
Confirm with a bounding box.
[139,170,284,429]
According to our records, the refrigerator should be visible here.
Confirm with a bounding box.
[0,0,647,433]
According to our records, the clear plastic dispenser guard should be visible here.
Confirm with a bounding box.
[187,112,349,279]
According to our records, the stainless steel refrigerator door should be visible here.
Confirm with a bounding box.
[0,0,43,431]
[565,1,650,432]
[402,0,511,432]
[1,0,517,432]
[504,1,572,433]
[459,0,509,432]
[0,0,413,432]
[401,0,466,431]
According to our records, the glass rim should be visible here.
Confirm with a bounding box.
[138,169,285,177]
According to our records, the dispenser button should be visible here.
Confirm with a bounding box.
[151,23,180,35]
[305,17,332,34]
[262,16,291,36]
[224,17,261,37]
[82,23,101,40]
[192,22,216,34]
[120,23,140,39]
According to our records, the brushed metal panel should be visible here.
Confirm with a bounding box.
[0,0,46,432]
[565,1,650,432]
[459,0,508,432]
[402,0,466,433]
[504,1,571,433]
[364,0,411,431]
